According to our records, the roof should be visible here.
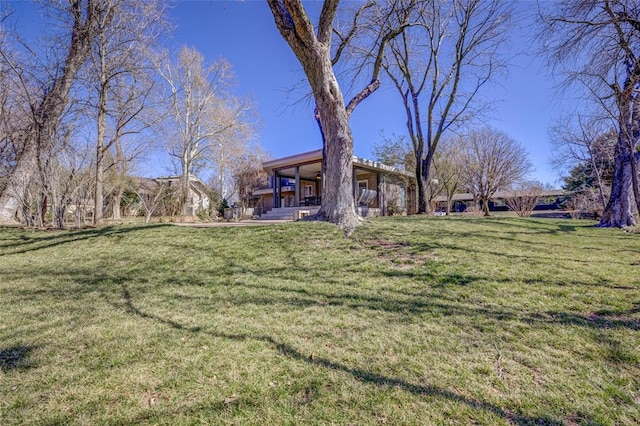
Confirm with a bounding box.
[262,149,414,179]
[433,189,565,203]
[155,175,210,196]
[262,149,323,174]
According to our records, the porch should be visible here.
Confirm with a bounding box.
[258,149,411,216]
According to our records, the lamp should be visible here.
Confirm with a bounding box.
[316,173,321,180]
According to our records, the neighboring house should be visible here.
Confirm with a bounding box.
[432,189,564,213]
[133,175,211,216]
[253,149,416,217]
[155,175,211,215]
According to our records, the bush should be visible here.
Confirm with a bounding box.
[505,182,544,217]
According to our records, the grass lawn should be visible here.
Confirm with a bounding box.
[0,216,639,425]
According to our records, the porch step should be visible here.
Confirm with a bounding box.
[258,206,320,220]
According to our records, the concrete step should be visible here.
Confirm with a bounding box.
[258,206,320,220]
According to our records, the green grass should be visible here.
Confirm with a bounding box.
[0,216,639,425]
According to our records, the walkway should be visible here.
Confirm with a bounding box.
[172,219,291,228]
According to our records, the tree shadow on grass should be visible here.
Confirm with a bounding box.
[0,224,168,256]
[113,283,566,426]
[531,310,640,331]
[0,345,36,372]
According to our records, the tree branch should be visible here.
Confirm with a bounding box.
[318,0,339,45]
[282,0,316,47]
[332,2,375,65]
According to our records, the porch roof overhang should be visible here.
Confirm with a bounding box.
[263,149,323,176]
[262,149,414,181]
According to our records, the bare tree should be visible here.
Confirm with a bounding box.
[47,141,93,228]
[542,0,640,227]
[372,132,415,171]
[504,181,544,218]
[158,47,253,217]
[267,0,412,233]
[0,0,108,224]
[106,74,159,220]
[460,127,533,216]
[549,115,616,210]
[381,0,511,214]
[208,97,257,203]
[0,74,25,196]
[86,0,165,225]
[433,137,465,215]
[135,181,168,224]
[232,148,269,210]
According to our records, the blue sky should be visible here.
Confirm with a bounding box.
[167,1,569,186]
[7,1,571,186]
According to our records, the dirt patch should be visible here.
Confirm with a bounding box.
[364,239,437,269]
[367,239,410,250]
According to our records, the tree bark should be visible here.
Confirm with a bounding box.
[314,75,360,230]
[633,151,640,216]
[599,141,636,227]
[94,77,107,225]
[112,188,123,220]
[414,155,426,214]
[0,152,35,223]
[482,197,490,216]
[600,71,640,227]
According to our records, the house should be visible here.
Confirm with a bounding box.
[132,175,211,216]
[253,149,415,219]
[432,189,564,213]
[155,175,211,215]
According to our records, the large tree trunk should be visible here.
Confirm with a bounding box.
[311,56,360,231]
[632,151,640,216]
[600,142,636,227]
[600,89,639,227]
[268,0,361,233]
[0,1,101,224]
[0,151,36,223]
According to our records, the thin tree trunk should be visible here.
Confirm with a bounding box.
[112,189,122,220]
[414,154,426,214]
[482,197,490,216]
[94,32,109,226]
[422,151,435,214]
[112,133,126,220]
[94,137,105,225]
[182,170,190,217]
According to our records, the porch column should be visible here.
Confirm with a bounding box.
[294,166,300,207]
[377,172,382,214]
[273,171,280,208]
[352,167,358,200]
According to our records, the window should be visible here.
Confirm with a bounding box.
[357,180,368,194]
[304,185,314,197]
